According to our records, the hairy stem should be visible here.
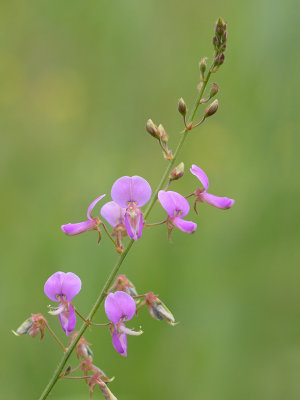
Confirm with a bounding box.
[38,64,213,400]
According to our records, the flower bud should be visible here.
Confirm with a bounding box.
[158,124,168,143]
[209,83,219,98]
[178,98,187,117]
[169,162,184,181]
[215,53,225,66]
[216,17,226,33]
[199,57,207,80]
[212,36,220,50]
[145,292,176,326]
[204,99,219,117]
[146,119,160,139]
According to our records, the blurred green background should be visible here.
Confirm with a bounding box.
[1,0,299,399]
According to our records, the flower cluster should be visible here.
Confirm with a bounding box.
[60,164,234,247]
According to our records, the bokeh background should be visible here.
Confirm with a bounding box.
[1,0,299,399]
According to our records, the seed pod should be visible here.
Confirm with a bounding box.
[145,292,176,326]
[12,317,34,336]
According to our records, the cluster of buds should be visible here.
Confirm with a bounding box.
[146,119,173,160]
[212,17,227,71]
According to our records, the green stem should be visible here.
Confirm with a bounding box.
[38,65,213,400]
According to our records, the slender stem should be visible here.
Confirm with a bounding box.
[60,375,91,380]
[38,61,214,400]
[101,223,121,251]
[44,322,67,352]
[144,220,167,227]
[74,308,112,327]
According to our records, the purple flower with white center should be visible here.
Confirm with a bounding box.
[190,164,235,213]
[158,190,197,236]
[61,195,105,237]
[44,271,81,336]
[105,291,142,357]
[111,176,152,241]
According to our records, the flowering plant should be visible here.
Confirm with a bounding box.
[14,17,234,400]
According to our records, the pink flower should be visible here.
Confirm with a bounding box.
[158,190,197,236]
[44,271,81,336]
[190,164,235,212]
[101,201,127,250]
[61,195,105,236]
[111,176,152,240]
[105,291,142,357]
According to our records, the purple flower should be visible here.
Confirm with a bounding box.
[101,201,127,249]
[100,201,125,228]
[105,291,142,357]
[190,164,235,212]
[44,271,81,336]
[158,190,197,235]
[61,195,105,236]
[111,176,152,240]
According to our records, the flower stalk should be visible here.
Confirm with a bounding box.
[39,23,221,400]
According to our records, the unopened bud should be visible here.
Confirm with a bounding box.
[178,98,187,116]
[145,292,176,326]
[64,365,72,376]
[169,162,184,181]
[216,17,226,31]
[215,53,225,66]
[158,124,168,143]
[204,99,219,117]
[146,119,160,139]
[209,83,219,98]
[199,57,207,79]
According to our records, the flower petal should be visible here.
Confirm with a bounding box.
[112,327,127,356]
[59,304,76,336]
[61,272,81,301]
[44,271,64,301]
[111,176,152,207]
[124,212,135,240]
[101,201,125,227]
[190,164,209,191]
[87,194,106,220]
[105,291,136,324]
[137,212,143,239]
[173,217,197,233]
[158,190,190,218]
[61,220,96,235]
[198,192,235,209]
